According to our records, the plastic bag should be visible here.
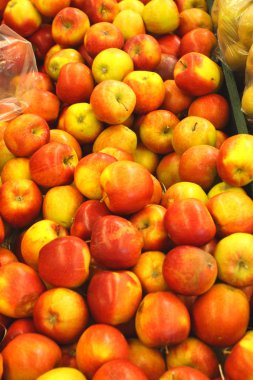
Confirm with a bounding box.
[241,44,253,121]
[0,24,38,121]
[215,0,252,72]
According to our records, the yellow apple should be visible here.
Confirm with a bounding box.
[93,124,137,154]
[238,4,253,49]
[142,0,179,35]
[118,0,144,14]
[208,181,247,198]
[113,9,145,40]
[1,157,31,183]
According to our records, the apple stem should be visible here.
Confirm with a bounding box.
[0,322,7,344]
[179,60,187,69]
[192,122,198,131]
[218,364,225,380]
[100,194,108,203]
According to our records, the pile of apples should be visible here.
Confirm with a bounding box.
[0,0,253,379]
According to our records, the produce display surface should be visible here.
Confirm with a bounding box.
[0,0,253,379]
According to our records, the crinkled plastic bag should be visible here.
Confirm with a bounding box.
[0,24,38,121]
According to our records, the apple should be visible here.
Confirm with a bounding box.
[84,22,124,58]
[165,337,219,378]
[162,79,194,115]
[215,130,228,148]
[1,333,62,380]
[0,247,18,267]
[156,152,181,189]
[207,191,253,236]
[123,33,161,71]
[237,4,253,50]
[135,291,190,348]
[188,93,230,130]
[139,109,179,154]
[163,245,217,296]
[52,7,90,47]
[224,330,253,380]
[28,24,55,62]
[0,178,42,229]
[74,152,117,199]
[192,283,250,347]
[157,34,181,57]
[223,41,248,72]
[133,143,159,173]
[31,0,71,17]
[217,133,253,187]
[241,86,253,116]
[175,0,208,12]
[56,62,94,104]
[90,215,143,269]
[112,9,146,41]
[164,198,216,246]
[214,232,253,287]
[87,270,142,325]
[160,366,210,380]
[99,160,154,214]
[154,53,178,81]
[42,185,84,229]
[132,251,168,293]
[161,181,208,209]
[82,0,119,24]
[14,72,54,94]
[93,124,137,154]
[49,129,82,160]
[76,324,129,378]
[177,8,213,36]
[207,181,247,199]
[1,157,31,183]
[123,70,165,114]
[90,79,136,124]
[33,287,89,344]
[150,174,163,204]
[174,52,223,97]
[92,47,134,83]
[21,219,68,271]
[45,48,84,81]
[38,236,91,288]
[37,367,87,380]
[179,145,219,191]
[0,262,45,318]
[99,147,134,161]
[142,0,179,35]
[29,142,79,188]
[3,113,50,157]
[0,121,15,172]
[94,359,149,380]
[179,28,217,57]
[22,88,60,122]
[3,0,42,37]
[0,318,36,351]
[130,204,171,252]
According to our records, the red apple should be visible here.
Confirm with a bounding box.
[179,28,217,57]
[22,88,60,122]
[135,291,190,348]
[177,8,213,36]
[157,34,181,57]
[192,283,250,347]
[90,215,143,269]
[162,79,194,115]
[28,24,55,61]
[160,366,210,380]
[0,178,42,229]
[49,129,82,160]
[76,324,129,378]
[87,270,142,325]
[82,0,119,24]
[38,236,90,288]
[0,247,18,267]
[93,359,148,380]
[93,124,137,154]
[156,152,181,189]
[0,318,36,351]
[0,218,5,245]
[164,198,216,246]
[154,53,178,81]
[29,142,78,188]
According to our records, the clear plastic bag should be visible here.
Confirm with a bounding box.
[0,24,38,121]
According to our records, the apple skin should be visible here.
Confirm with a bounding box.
[160,366,210,380]
[29,142,78,188]
[3,113,50,158]
[224,330,253,380]
[142,0,179,35]
[51,7,90,47]
[123,33,162,71]
[1,333,62,380]
[112,9,146,41]
[207,191,253,237]
[161,181,208,209]
[177,8,213,36]
[0,178,42,229]
[130,204,171,252]
[90,79,136,124]
[28,24,55,62]
[84,22,124,58]
[165,337,219,378]
[87,270,142,325]
[3,0,42,37]
[174,52,222,97]
[56,62,94,104]
[99,160,154,215]
[163,245,217,296]
[76,324,129,378]
[179,28,217,57]
[21,219,68,271]
[192,283,250,347]
[82,0,119,24]
[162,79,194,116]
[0,262,45,318]
[22,89,60,122]
[93,359,148,380]
[135,291,190,348]
[32,0,71,17]
[217,133,253,187]
[33,287,89,345]
[38,236,91,288]
[188,93,230,130]
[90,215,143,269]
[214,232,253,288]
[0,318,36,351]
[157,34,181,57]
[164,198,216,246]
